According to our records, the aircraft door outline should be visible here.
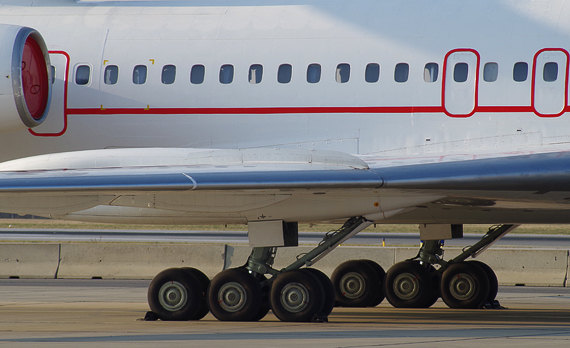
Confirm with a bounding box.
[29,51,69,137]
[531,48,569,117]
[442,49,480,117]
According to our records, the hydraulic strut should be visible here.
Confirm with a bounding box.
[246,216,372,278]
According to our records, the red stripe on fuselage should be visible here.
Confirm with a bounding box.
[67,105,545,115]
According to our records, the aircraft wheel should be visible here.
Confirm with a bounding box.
[208,268,262,321]
[385,261,434,308]
[148,267,205,321]
[332,260,382,307]
[250,274,271,322]
[441,262,490,309]
[270,269,325,322]
[468,260,498,302]
[180,267,210,320]
[303,268,335,317]
[362,260,386,306]
[422,264,441,308]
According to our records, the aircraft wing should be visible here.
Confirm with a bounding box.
[0,165,384,193]
[0,148,569,221]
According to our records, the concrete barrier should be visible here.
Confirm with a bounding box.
[224,245,397,277]
[58,243,226,279]
[0,243,568,286]
[450,248,570,287]
[226,245,570,287]
[0,243,59,279]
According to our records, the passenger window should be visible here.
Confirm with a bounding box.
[133,65,147,85]
[423,63,438,83]
[190,65,205,84]
[249,64,263,84]
[394,63,409,83]
[219,64,234,84]
[453,63,468,82]
[365,63,380,83]
[543,62,558,82]
[161,65,176,84]
[50,65,56,84]
[336,63,350,83]
[307,64,321,83]
[75,65,90,85]
[278,64,292,84]
[104,65,119,85]
[483,63,498,82]
[513,62,528,82]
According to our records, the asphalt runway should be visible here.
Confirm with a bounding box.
[0,279,569,347]
[1,229,570,248]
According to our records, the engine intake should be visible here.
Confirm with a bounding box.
[0,24,51,133]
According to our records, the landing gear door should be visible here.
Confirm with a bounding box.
[442,49,480,117]
[532,49,568,117]
[29,52,69,136]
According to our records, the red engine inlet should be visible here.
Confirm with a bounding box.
[0,25,51,133]
[22,36,49,121]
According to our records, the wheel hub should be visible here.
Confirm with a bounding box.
[218,281,247,313]
[281,282,309,313]
[340,272,366,299]
[449,273,476,300]
[393,272,420,300]
[158,281,188,311]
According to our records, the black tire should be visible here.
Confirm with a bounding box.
[441,262,490,309]
[208,268,262,321]
[331,260,382,307]
[362,260,386,306]
[385,261,435,308]
[250,274,271,322]
[468,260,498,302]
[422,264,441,308]
[180,267,210,320]
[302,268,335,317]
[270,270,325,322]
[148,268,204,321]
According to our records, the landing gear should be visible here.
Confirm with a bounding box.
[441,262,490,309]
[332,259,385,307]
[383,224,515,309]
[147,267,209,321]
[385,261,436,308]
[208,268,263,321]
[303,268,336,317]
[469,260,498,302]
[270,269,326,322]
[146,220,512,321]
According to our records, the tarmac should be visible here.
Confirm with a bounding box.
[0,279,569,347]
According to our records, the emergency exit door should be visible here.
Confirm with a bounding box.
[532,49,569,117]
[442,49,480,117]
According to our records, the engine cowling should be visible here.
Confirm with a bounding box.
[0,24,51,133]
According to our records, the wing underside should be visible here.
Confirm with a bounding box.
[0,148,569,224]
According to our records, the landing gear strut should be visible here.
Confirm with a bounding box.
[243,217,375,321]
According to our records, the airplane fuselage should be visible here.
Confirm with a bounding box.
[1,0,569,162]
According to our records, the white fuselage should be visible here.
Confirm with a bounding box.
[0,0,569,161]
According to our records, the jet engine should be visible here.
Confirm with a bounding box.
[0,24,51,133]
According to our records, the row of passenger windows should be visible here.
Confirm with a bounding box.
[73,61,562,86]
